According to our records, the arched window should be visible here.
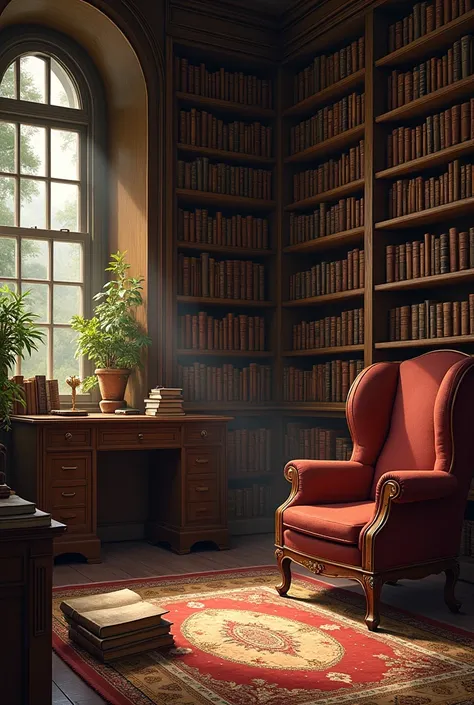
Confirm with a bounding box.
[0,27,105,394]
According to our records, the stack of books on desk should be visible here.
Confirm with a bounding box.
[144,387,185,416]
[0,493,51,530]
[61,588,173,663]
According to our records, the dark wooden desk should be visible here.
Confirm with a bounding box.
[0,520,65,705]
[9,414,231,561]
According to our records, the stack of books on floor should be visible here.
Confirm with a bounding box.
[144,387,185,416]
[60,588,173,663]
[0,492,51,529]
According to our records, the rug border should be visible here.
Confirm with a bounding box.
[52,565,474,705]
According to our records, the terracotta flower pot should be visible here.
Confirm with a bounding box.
[95,368,130,413]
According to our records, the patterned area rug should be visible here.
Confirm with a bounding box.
[52,567,474,705]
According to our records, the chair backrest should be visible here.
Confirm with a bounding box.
[346,350,473,499]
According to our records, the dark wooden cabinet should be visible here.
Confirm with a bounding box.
[9,414,231,561]
[0,521,65,705]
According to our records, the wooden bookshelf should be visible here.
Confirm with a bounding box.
[283,345,365,356]
[177,242,275,257]
[283,289,365,307]
[376,140,474,180]
[283,69,366,118]
[375,269,474,292]
[376,335,474,350]
[177,143,276,166]
[176,92,276,120]
[285,179,365,211]
[283,227,364,254]
[176,189,276,211]
[177,349,274,357]
[177,295,275,307]
[284,125,365,164]
[375,197,474,230]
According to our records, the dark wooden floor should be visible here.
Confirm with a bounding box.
[52,535,474,704]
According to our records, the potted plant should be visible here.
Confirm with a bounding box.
[0,286,44,430]
[71,251,151,413]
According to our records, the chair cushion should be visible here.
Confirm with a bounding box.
[283,501,375,545]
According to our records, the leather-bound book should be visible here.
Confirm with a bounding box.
[453,300,461,336]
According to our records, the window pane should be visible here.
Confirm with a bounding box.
[0,280,17,292]
[22,327,48,378]
[53,284,81,323]
[20,178,46,228]
[20,124,46,176]
[0,176,15,226]
[54,328,79,393]
[51,182,79,230]
[0,63,16,99]
[21,282,49,323]
[53,241,82,282]
[50,59,79,109]
[0,237,17,278]
[0,122,16,173]
[51,129,79,180]
[21,239,49,280]
[19,56,46,104]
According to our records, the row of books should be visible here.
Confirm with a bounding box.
[178,363,272,402]
[289,199,365,245]
[293,37,365,104]
[292,308,365,350]
[179,109,273,157]
[228,484,271,520]
[178,209,270,250]
[290,92,365,155]
[178,254,265,300]
[284,424,352,463]
[388,296,474,341]
[387,35,473,112]
[178,313,265,352]
[293,140,364,203]
[385,228,474,283]
[283,360,364,403]
[289,249,365,301]
[386,100,474,168]
[177,159,272,200]
[227,428,272,474]
[175,57,273,108]
[11,375,60,415]
[144,388,184,417]
[388,160,473,218]
[388,1,473,54]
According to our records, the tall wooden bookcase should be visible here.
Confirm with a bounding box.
[166,1,474,536]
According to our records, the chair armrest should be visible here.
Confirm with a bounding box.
[375,470,457,504]
[284,459,374,506]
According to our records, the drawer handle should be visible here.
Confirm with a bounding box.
[195,458,209,464]
[61,491,76,498]
[61,466,78,471]
[195,486,209,492]
[65,432,73,441]
[138,433,144,440]
[60,513,76,520]
[200,429,208,438]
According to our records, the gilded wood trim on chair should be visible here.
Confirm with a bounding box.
[275,464,299,546]
[361,480,400,571]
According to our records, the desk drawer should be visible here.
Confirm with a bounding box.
[186,501,219,525]
[184,423,224,445]
[50,454,90,483]
[52,507,88,534]
[52,486,87,508]
[186,448,220,475]
[97,426,180,449]
[187,476,219,503]
[45,427,91,450]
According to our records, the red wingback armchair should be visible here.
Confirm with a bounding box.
[275,350,474,630]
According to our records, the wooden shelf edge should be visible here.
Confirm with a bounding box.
[177,296,275,307]
[176,189,276,210]
[283,69,366,118]
[375,197,474,230]
[376,10,474,68]
[376,140,474,180]
[375,269,474,292]
[283,345,364,356]
[277,403,346,413]
[283,289,365,307]
[284,125,365,164]
[176,92,276,119]
[177,143,275,165]
[177,242,275,257]
[177,350,273,357]
[285,179,365,211]
[283,228,365,254]
[376,335,474,349]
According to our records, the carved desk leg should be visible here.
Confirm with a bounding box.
[275,549,292,596]
[362,574,383,631]
[444,560,461,613]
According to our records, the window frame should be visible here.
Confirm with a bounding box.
[0,26,107,404]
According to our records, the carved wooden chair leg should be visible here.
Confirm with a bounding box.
[275,549,292,596]
[362,574,383,631]
[444,561,461,613]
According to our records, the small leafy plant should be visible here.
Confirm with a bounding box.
[71,251,151,392]
[0,286,44,429]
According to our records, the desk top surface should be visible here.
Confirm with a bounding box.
[11,413,233,424]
